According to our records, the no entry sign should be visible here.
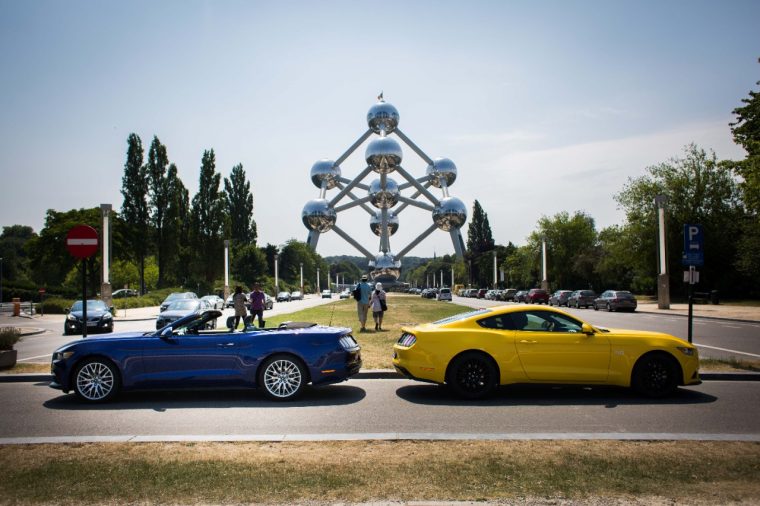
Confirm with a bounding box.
[66,225,99,259]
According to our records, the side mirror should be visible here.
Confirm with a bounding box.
[109,306,115,314]
[581,323,595,335]
[160,327,174,338]
[65,308,70,314]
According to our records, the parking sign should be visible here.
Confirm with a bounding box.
[682,224,704,266]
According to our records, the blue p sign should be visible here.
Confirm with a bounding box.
[682,224,704,266]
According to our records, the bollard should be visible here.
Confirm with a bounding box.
[12,297,20,317]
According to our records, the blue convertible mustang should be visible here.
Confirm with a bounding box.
[50,310,362,402]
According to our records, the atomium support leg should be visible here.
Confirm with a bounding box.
[332,225,375,260]
[450,228,465,259]
[395,223,439,260]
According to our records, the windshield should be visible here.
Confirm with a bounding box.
[71,300,107,311]
[433,308,490,325]
[167,300,200,311]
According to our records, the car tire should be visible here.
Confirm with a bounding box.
[258,354,307,401]
[73,357,120,403]
[632,353,680,398]
[447,351,498,400]
[593,303,599,311]
[606,302,612,312]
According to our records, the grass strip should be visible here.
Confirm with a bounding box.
[2,441,759,504]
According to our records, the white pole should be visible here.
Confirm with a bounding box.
[493,251,498,288]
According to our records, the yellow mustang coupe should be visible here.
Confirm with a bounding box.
[393,305,700,399]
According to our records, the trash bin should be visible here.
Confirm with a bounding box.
[710,290,719,305]
[12,297,20,317]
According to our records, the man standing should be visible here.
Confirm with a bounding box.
[249,282,266,328]
[355,274,372,332]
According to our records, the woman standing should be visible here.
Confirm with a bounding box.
[232,286,247,329]
[369,282,387,331]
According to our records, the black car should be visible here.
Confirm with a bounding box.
[160,292,197,312]
[156,299,215,330]
[568,290,597,309]
[64,300,114,335]
[513,290,528,303]
[594,290,638,312]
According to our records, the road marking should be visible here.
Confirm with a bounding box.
[723,325,742,329]
[695,344,760,359]
[1,433,759,445]
[17,354,51,362]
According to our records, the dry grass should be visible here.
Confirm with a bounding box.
[2,440,759,504]
[267,294,466,368]
[700,358,760,372]
[2,362,50,374]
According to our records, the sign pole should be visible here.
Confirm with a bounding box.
[687,265,694,343]
[82,259,87,339]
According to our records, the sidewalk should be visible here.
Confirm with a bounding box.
[635,301,760,322]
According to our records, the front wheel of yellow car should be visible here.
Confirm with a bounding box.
[447,352,498,399]
[632,353,679,398]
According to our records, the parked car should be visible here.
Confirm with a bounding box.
[50,310,362,402]
[501,288,517,302]
[321,290,332,299]
[263,293,274,310]
[111,289,138,299]
[485,290,500,300]
[156,299,214,330]
[594,290,638,312]
[200,295,225,310]
[438,288,452,301]
[476,289,487,299]
[526,288,550,304]
[339,289,351,299]
[160,292,197,312]
[276,291,291,302]
[513,290,528,303]
[64,300,114,335]
[548,290,573,307]
[392,305,700,399]
[568,290,597,309]
[290,290,303,301]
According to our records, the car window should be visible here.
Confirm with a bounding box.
[477,314,516,330]
[434,308,490,325]
[510,310,583,333]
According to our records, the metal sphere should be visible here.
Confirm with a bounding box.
[365,137,402,174]
[310,159,341,189]
[432,196,467,231]
[369,210,399,236]
[370,253,401,282]
[426,157,457,188]
[368,178,400,209]
[301,198,336,233]
[367,101,399,134]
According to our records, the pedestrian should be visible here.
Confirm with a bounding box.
[232,285,247,329]
[369,282,387,331]
[249,282,266,328]
[354,274,373,332]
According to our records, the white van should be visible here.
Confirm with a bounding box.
[437,288,452,301]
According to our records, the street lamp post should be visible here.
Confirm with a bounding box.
[300,262,303,295]
[493,250,498,289]
[541,238,549,290]
[223,240,230,301]
[316,268,320,293]
[100,204,112,308]
[274,253,279,295]
[655,195,670,309]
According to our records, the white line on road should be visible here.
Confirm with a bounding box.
[1,433,759,445]
[17,354,51,362]
[696,344,760,359]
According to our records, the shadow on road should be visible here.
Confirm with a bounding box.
[395,384,717,407]
[42,383,366,411]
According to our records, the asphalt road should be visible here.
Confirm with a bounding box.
[1,378,758,441]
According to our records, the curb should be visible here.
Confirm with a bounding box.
[634,307,760,324]
[2,370,759,383]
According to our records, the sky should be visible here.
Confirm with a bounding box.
[1,0,758,261]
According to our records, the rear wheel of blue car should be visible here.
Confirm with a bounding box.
[259,354,306,401]
[73,358,120,402]
[632,353,679,398]
[447,352,498,400]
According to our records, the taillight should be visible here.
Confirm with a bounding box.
[397,333,417,347]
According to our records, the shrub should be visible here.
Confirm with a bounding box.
[40,297,74,315]
[0,327,21,351]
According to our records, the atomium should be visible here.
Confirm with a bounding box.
[303,95,467,283]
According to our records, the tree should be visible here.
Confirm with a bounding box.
[727,60,760,285]
[190,149,227,290]
[162,164,191,286]
[466,200,495,286]
[0,225,36,288]
[147,136,170,287]
[528,211,599,290]
[119,134,150,294]
[224,163,257,246]
[615,144,744,294]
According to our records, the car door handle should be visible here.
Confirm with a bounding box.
[217,343,235,348]
[519,339,538,344]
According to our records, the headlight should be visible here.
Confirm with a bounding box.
[53,351,75,361]
[102,314,113,320]
[677,346,695,356]
[66,314,77,321]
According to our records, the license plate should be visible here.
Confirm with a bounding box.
[86,321,98,327]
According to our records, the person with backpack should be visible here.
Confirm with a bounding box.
[369,282,387,331]
[354,274,372,332]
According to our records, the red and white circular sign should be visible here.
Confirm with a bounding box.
[66,225,99,259]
